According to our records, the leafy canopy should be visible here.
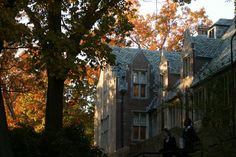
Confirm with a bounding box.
[24,0,135,80]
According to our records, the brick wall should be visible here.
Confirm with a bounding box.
[117,52,154,147]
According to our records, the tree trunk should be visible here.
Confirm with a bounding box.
[0,41,14,157]
[44,0,64,133]
[0,40,14,157]
[45,74,65,132]
[0,87,13,157]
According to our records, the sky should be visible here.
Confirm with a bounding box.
[139,0,234,23]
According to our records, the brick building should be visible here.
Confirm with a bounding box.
[94,47,181,154]
[95,18,236,156]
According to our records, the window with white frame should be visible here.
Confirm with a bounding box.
[133,70,147,98]
[208,28,215,38]
[132,112,147,141]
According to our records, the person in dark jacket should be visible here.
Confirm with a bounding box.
[159,128,178,157]
[181,118,200,157]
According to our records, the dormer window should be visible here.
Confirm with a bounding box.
[208,28,215,38]
[133,70,147,98]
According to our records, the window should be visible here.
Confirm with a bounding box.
[183,57,187,77]
[160,74,164,88]
[183,57,191,78]
[101,116,109,148]
[133,71,147,98]
[194,89,204,121]
[170,105,177,128]
[132,112,147,141]
[208,28,215,38]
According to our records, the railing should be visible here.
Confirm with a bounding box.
[132,149,203,157]
[132,151,161,157]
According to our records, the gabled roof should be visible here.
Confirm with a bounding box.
[192,22,236,86]
[111,46,182,77]
[209,18,233,28]
[112,47,138,64]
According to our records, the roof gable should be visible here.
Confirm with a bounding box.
[112,46,182,75]
[131,51,150,69]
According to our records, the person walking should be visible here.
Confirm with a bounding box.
[181,118,200,157]
[159,128,179,157]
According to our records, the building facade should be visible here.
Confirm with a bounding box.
[95,47,181,154]
[95,18,236,156]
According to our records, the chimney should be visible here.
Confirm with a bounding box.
[197,24,208,36]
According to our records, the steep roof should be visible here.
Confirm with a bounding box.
[164,52,182,74]
[192,22,236,86]
[191,35,222,58]
[209,18,233,28]
[111,47,182,78]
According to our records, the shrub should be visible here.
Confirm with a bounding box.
[9,125,107,157]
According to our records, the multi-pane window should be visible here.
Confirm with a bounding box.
[133,71,147,98]
[132,112,147,141]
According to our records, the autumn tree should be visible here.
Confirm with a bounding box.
[2,50,100,134]
[22,0,135,133]
[63,67,100,137]
[2,52,47,132]
[130,0,212,51]
[0,1,29,157]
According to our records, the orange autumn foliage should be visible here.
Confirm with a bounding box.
[129,0,212,51]
[1,50,47,132]
[2,47,100,132]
